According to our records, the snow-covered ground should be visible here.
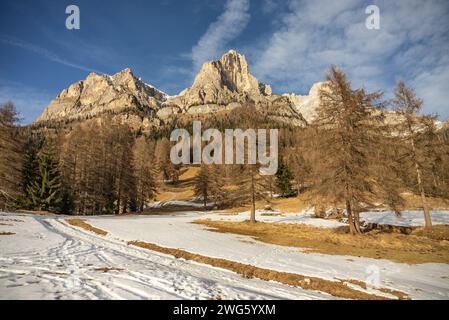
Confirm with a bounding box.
[0,212,331,300]
[1,210,449,300]
[203,208,346,228]
[360,210,449,227]
[146,200,212,209]
[204,208,449,229]
[83,211,449,300]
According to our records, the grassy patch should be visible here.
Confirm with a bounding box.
[194,220,449,265]
[16,210,58,216]
[402,193,449,210]
[66,219,108,236]
[154,167,198,202]
[0,232,15,236]
[218,191,449,215]
[128,240,407,300]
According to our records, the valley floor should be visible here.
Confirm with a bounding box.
[1,210,449,300]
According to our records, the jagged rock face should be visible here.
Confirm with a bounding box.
[166,50,272,110]
[37,50,442,131]
[34,50,308,129]
[36,69,167,123]
[284,82,326,124]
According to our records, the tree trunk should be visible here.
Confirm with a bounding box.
[346,199,361,235]
[250,200,256,224]
[353,210,362,234]
[411,139,432,228]
[139,187,144,213]
[139,200,144,213]
[116,195,121,215]
[417,166,432,228]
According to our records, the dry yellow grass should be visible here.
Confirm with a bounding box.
[16,210,58,216]
[153,166,198,202]
[217,194,324,214]
[66,219,108,236]
[218,190,449,215]
[0,232,15,236]
[271,191,449,213]
[402,193,449,210]
[194,220,449,265]
[179,166,200,180]
[155,189,195,202]
[128,240,407,300]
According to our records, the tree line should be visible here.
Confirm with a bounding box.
[189,66,449,233]
[1,66,448,234]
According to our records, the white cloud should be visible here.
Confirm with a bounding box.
[261,0,279,14]
[251,0,449,118]
[412,64,449,118]
[191,0,250,70]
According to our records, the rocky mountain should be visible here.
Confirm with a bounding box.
[157,50,304,125]
[34,49,449,132]
[33,50,322,129]
[36,68,167,124]
[164,50,271,112]
[283,82,326,124]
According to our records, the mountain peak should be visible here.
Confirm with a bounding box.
[225,49,238,55]
[34,50,309,128]
[220,49,243,62]
[167,49,271,110]
[114,68,134,76]
[35,68,165,124]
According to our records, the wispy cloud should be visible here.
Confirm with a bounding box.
[191,0,250,70]
[0,35,105,74]
[261,0,287,15]
[251,0,449,118]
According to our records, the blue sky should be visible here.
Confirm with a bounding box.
[1,0,448,123]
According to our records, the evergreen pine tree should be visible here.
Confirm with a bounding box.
[20,139,40,209]
[193,165,210,208]
[275,160,293,197]
[28,142,63,211]
[0,102,23,209]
